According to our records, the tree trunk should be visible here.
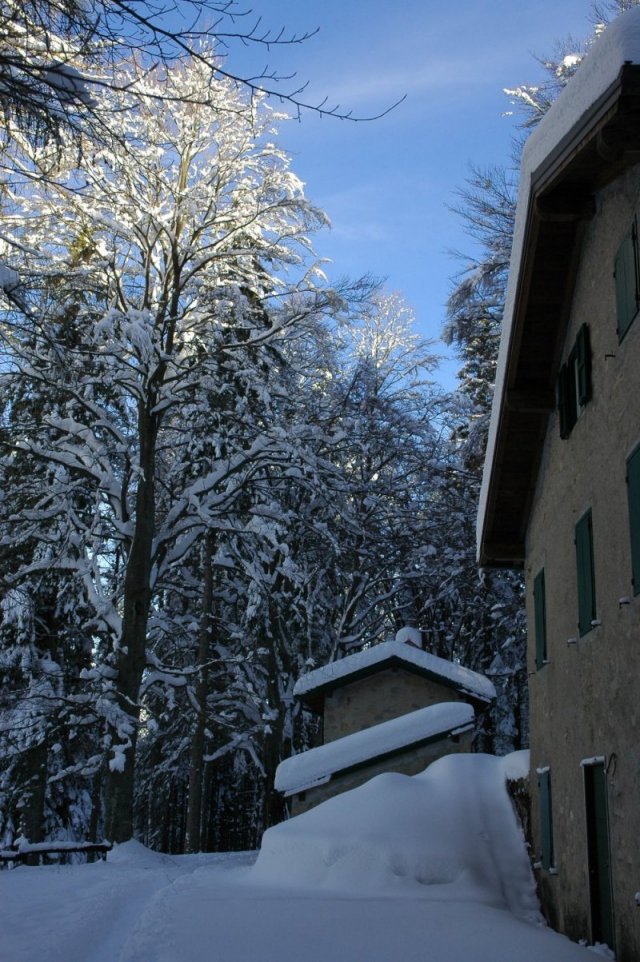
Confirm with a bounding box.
[259,607,290,834]
[185,534,214,853]
[104,404,157,843]
[201,759,216,851]
[20,739,47,859]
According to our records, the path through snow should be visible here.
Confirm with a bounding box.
[1,754,598,962]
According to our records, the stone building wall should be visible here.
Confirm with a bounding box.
[322,669,466,743]
[525,165,640,961]
[290,730,473,816]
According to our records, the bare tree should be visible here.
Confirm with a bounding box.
[0,0,403,150]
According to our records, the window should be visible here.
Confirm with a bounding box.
[533,569,547,669]
[575,509,596,636]
[626,445,640,595]
[537,767,555,871]
[614,219,639,341]
[558,324,592,439]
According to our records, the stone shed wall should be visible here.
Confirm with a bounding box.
[290,729,473,816]
[323,668,467,743]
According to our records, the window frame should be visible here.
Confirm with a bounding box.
[626,444,640,596]
[575,508,597,636]
[533,568,547,669]
[558,324,592,439]
[614,218,639,343]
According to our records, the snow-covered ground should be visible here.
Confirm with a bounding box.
[1,752,602,962]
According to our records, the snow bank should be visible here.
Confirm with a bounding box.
[275,701,474,795]
[294,639,496,703]
[500,748,530,781]
[108,838,171,866]
[1,753,598,962]
[255,752,540,922]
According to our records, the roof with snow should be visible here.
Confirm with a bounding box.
[294,640,496,707]
[275,701,475,796]
[478,8,640,567]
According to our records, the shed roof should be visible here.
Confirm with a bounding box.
[293,640,496,709]
[477,8,640,567]
[275,701,475,797]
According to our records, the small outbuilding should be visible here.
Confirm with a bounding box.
[276,632,495,814]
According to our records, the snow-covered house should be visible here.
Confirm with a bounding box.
[477,11,640,961]
[276,633,495,814]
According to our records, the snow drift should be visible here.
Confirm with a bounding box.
[1,750,599,962]
[253,751,540,921]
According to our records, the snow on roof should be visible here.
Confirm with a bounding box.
[523,11,640,177]
[275,701,475,796]
[478,7,640,554]
[294,640,496,704]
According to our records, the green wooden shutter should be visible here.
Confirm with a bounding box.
[558,363,571,439]
[584,762,615,950]
[534,569,547,669]
[559,326,592,439]
[614,222,639,341]
[576,509,596,636]
[538,768,554,870]
[627,446,640,595]
[575,324,592,406]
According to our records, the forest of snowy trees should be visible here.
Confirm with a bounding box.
[0,0,630,855]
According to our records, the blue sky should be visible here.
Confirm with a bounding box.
[223,0,596,386]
